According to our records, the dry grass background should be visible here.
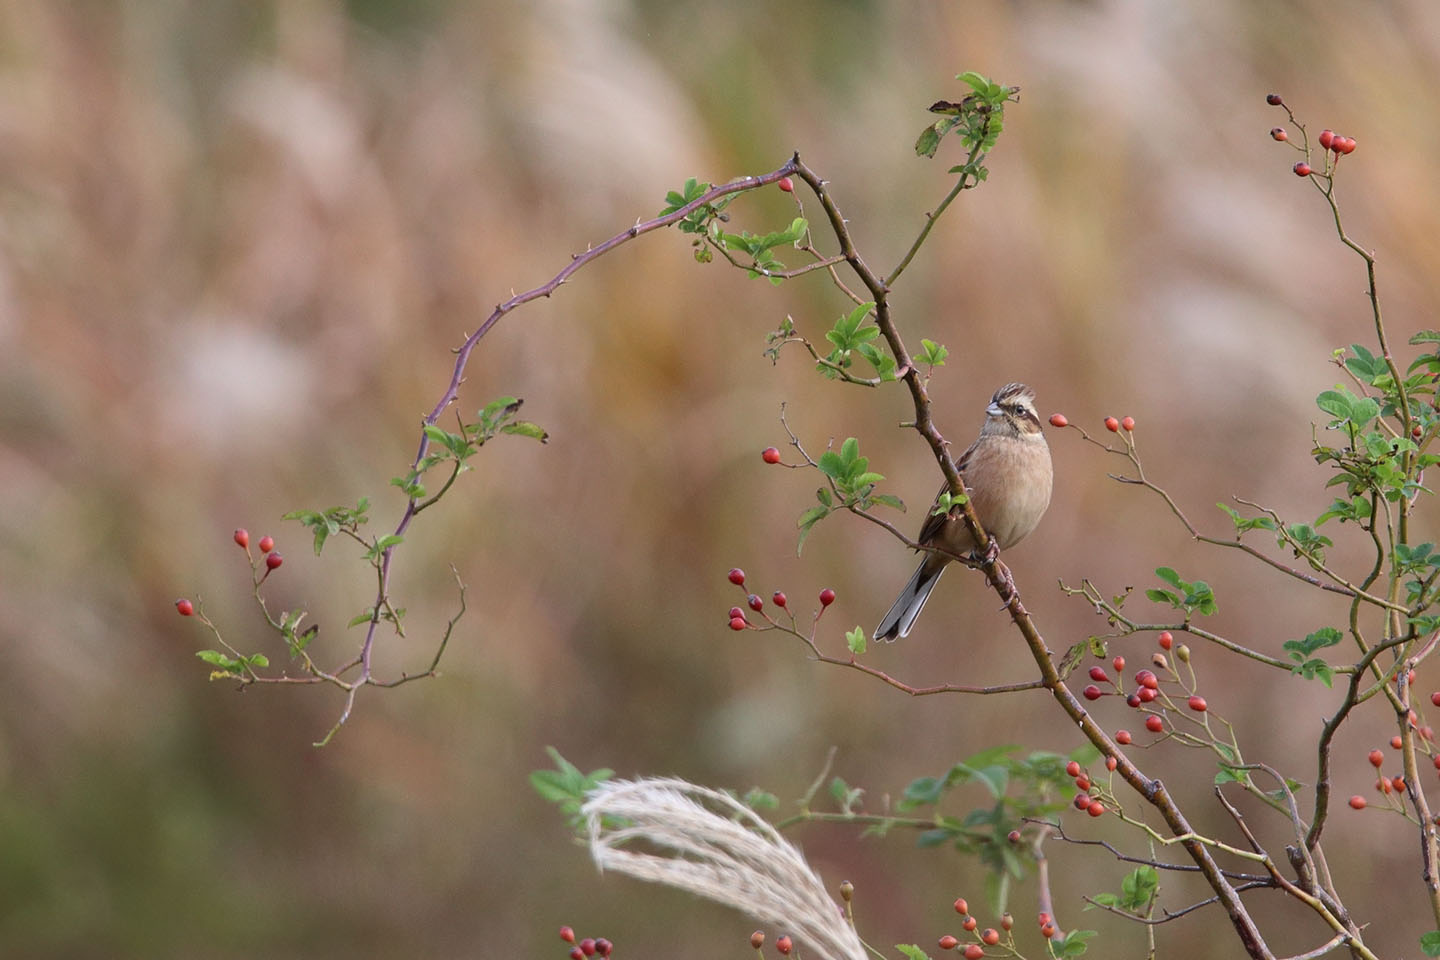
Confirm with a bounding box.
[2,0,1439,956]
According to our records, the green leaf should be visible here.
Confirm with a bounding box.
[796,505,830,556]
[501,420,549,443]
[1420,930,1440,957]
[915,123,942,158]
[817,451,844,479]
[348,607,376,628]
[1412,331,1440,344]
[846,626,867,656]
[1054,929,1096,957]
[898,776,944,810]
[1120,865,1158,910]
[195,650,242,674]
[244,653,269,669]
[869,493,906,512]
[895,945,932,960]
[742,788,779,811]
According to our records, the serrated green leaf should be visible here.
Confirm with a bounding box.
[846,626,867,655]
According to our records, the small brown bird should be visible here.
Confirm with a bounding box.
[875,383,1052,641]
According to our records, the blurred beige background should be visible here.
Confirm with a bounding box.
[2,0,1438,957]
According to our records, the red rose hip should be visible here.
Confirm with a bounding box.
[762,447,781,464]
[258,535,274,553]
[233,528,249,548]
[728,568,746,585]
[175,598,194,616]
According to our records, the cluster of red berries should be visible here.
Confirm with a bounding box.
[726,568,834,630]
[176,528,287,617]
[935,898,1015,958]
[559,927,613,959]
[1268,95,1358,178]
[1104,416,1135,433]
[748,931,793,955]
[1066,758,1109,817]
[235,528,283,572]
[1348,695,1440,810]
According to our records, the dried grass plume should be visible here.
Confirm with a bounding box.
[582,778,866,960]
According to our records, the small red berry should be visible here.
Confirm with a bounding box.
[1137,669,1159,689]
[938,935,959,951]
[1089,666,1109,683]
[962,917,977,933]
[1126,693,1142,708]
[1392,735,1404,750]
[1041,922,1057,939]
[1105,416,1120,432]
[1188,696,1207,712]
[1369,749,1385,768]
[560,927,576,944]
[1139,687,1158,703]
[265,552,283,570]
[981,928,999,946]
[963,945,984,960]
[1415,425,1424,439]
[729,617,747,631]
[762,447,782,464]
[1065,761,1081,778]
[1083,685,1103,701]
[776,935,793,955]
[728,606,745,620]
[1146,715,1165,733]
[580,938,597,957]
[1431,691,1440,708]
[1073,793,1092,810]
[175,598,194,617]
[1116,729,1132,745]
[1158,631,1173,651]
[1106,756,1118,771]
[772,591,787,608]
[748,594,764,612]
[728,568,746,586]
[954,898,969,915]
[1337,136,1356,155]
[595,939,613,958]
[1433,755,1440,770]
[1007,829,1021,843]
[1048,413,1068,428]
[1075,775,1091,791]
[778,177,794,193]
[1038,913,1051,927]
[1270,127,1288,141]
[751,932,766,950]
[1349,795,1367,810]
[258,535,275,553]
[1266,93,1283,105]
[1393,776,1407,792]
[1378,777,1392,794]
[1121,416,1135,432]
[569,949,584,960]
[1318,129,1335,150]
[1087,800,1105,817]
[1000,914,1013,931]
[1294,161,1312,177]
[1112,655,1125,672]
[819,588,836,607]
[233,528,249,548]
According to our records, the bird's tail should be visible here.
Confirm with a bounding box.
[875,559,946,642]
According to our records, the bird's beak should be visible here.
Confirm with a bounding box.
[986,402,1004,417]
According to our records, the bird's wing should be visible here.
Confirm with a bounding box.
[914,435,981,547]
